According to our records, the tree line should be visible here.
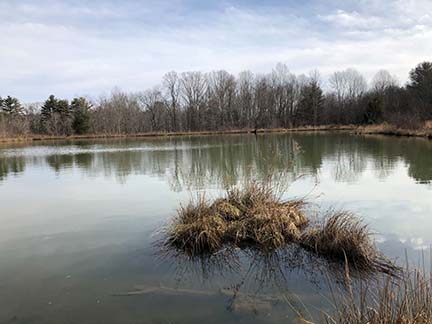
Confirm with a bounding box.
[1,62,431,136]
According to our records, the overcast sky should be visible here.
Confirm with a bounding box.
[1,0,431,102]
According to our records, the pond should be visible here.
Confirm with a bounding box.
[0,132,431,323]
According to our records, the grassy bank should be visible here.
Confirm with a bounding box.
[357,122,432,139]
[1,123,431,145]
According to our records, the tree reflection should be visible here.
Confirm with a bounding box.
[0,133,431,186]
[0,155,25,181]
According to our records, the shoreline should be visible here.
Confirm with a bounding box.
[355,124,432,139]
[0,124,431,144]
[0,125,354,144]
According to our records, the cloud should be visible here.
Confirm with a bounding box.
[319,10,385,30]
[0,0,430,102]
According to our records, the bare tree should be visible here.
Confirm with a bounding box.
[237,71,254,128]
[138,87,166,132]
[253,74,276,129]
[271,63,297,127]
[372,70,399,92]
[163,71,181,131]
[180,72,207,131]
[329,68,367,123]
[207,70,236,129]
[94,89,142,134]
[330,68,367,101]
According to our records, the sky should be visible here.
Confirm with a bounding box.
[1,0,431,102]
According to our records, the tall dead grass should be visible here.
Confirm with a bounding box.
[163,181,398,278]
[326,268,432,324]
[165,196,227,256]
[164,181,308,256]
[301,211,398,276]
[359,123,432,139]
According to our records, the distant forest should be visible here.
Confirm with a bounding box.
[1,62,431,137]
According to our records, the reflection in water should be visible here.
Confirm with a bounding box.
[0,133,431,187]
[0,155,25,181]
[156,244,387,322]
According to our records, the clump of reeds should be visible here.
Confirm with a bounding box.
[164,181,308,256]
[164,196,228,256]
[300,211,398,276]
[326,268,432,324]
[163,181,398,277]
[223,182,308,251]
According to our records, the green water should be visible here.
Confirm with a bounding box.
[0,133,431,323]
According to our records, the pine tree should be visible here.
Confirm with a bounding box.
[40,95,72,135]
[363,93,384,124]
[40,95,58,121]
[56,99,70,115]
[0,96,23,115]
[71,97,92,134]
[298,80,324,126]
[408,62,432,118]
[408,62,432,97]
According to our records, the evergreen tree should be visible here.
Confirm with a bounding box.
[1,96,23,115]
[40,95,72,135]
[297,80,324,126]
[57,98,72,135]
[71,97,92,134]
[363,93,384,124]
[56,99,70,115]
[40,95,58,121]
[408,62,432,118]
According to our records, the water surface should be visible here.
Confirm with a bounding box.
[0,133,431,323]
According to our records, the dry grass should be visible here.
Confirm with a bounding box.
[300,212,398,276]
[164,181,308,256]
[425,120,432,130]
[163,182,426,323]
[163,182,398,278]
[326,269,432,324]
[358,123,432,139]
[165,196,228,256]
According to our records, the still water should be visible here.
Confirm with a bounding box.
[0,133,431,323]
